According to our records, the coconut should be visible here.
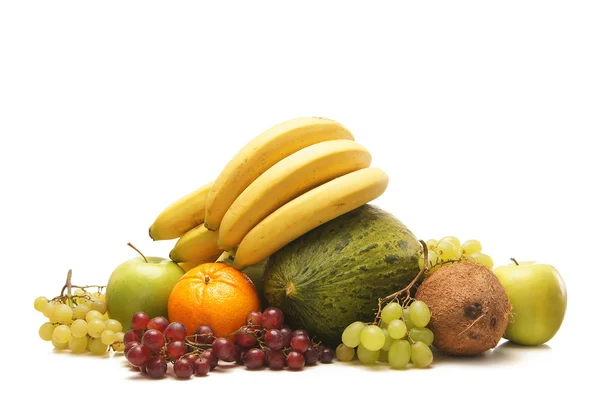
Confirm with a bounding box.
[415,261,511,356]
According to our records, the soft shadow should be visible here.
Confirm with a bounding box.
[431,340,552,367]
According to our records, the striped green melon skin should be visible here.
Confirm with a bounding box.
[263,204,422,346]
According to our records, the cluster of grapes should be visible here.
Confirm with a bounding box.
[419,236,494,273]
[34,289,125,354]
[123,307,334,379]
[337,300,434,369]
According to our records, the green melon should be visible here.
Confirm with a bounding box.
[263,204,422,345]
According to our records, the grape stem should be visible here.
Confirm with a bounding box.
[373,240,429,325]
[510,258,519,266]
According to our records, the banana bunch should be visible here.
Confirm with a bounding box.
[148,117,389,270]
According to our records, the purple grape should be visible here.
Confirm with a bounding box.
[304,346,319,366]
[280,327,292,348]
[287,351,305,370]
[164,322,187,342]
[291,335,310,353]
[147,317,169,333]
[267,350,286,370]
[194,358,210,376]
[126,344,151,367]
[266,329,286,350]
[212,338,235,362]
[319,345,334,363]
[166,340,186,360]
[242,348,265,370]
[235,326,257,347]
[262,307,284,329]
[146,356,167,378]
[173,358,194,379]
[141,329,166,353]
[194,325,215,345]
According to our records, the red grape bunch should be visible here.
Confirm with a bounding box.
[123,307,334,379]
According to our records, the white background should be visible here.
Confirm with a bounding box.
[1,1,598,411]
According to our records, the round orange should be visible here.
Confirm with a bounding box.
[167,262,260,339]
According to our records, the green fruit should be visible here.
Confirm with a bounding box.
[494,261,567,346]
[263,204,421,345]
[106,256,184,331]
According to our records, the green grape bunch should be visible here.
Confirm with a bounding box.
[338,300,434,369]
[420,236,494,273]
[34,270,125,355]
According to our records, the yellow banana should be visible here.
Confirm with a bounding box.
[218,140,372,251]
[169,224,222,263]
[149,181,213,241]
[177,253,222,273]
[204,117,354,231]
[232,168,389,269]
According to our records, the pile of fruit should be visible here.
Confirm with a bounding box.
[34,116,568,379]
[123,308,333,379]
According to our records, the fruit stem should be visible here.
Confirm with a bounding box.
[127,242,148,263]
[510,258,519,266]
[373,240,429,324]
[60,269,74,308]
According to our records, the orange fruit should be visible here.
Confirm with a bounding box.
[167,262,260,339]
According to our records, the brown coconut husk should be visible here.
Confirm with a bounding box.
[415,261,511,356]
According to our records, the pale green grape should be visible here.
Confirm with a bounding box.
[382,329,394,351]
[409,300,431,328]
[460,239,482,256]
[379,350,388,363]
[68,336,88,354]
[360,325,386,351]
[387,319,407,339]
[71,319,88,338]
[426,239,438,250]
[112,332,125,352]
[34,296,48,312]
[39,322,56,341]
[356,344,379,365]
[105,319,122,333]
[381,302,402,324]
[52,338,69,350]
[379,321,388,329]
[87,319,106,338]
[73,304,90,320]
[73,289,85,296]
[439,236,461,250]
[411,341,433,368]
[89,338,108,355]
[53,325,71,343]
[388,340,411,369]
[91,300,107,314]
[42,302,57,319]
[402,308,415,330]
[437,241,458,262]
[102,312,110,321]
[54,304,73,324]
[409,327,434,346]
[85,310,103,323]
[101,329,116,345]
[419,250,439,271]
[341,321,365,348]
[470,253,494,269]
[335,344,355,361]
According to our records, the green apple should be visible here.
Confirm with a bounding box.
[494,260,567,346]
[106,249,184,331]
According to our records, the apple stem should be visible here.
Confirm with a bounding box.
[127,242,148,263]
[510,258,519,266]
